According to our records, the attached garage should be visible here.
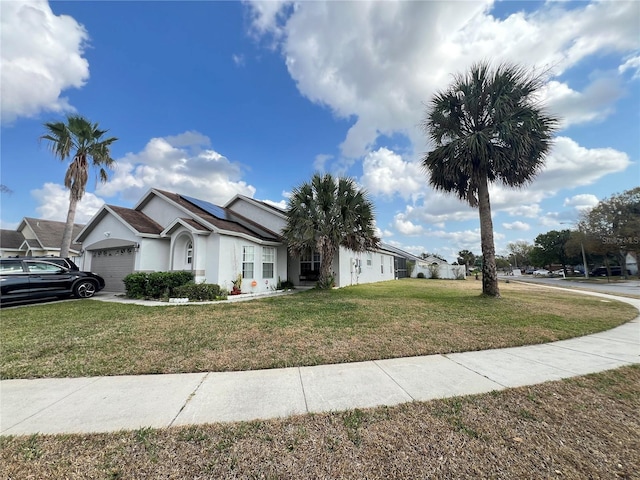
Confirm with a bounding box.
[90,247,135,293]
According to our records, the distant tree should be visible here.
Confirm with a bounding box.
[0,185,12,194]
[578,187,640,277]
[41,115,118,257]
[282,173,380,289]
[495,255,511,270]
[456,249,476,272]
[506,240,534,269]
[530,230,572,272]
[421,252,447,262]
[421,61,558,297]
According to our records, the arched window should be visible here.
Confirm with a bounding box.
[186,241,193,265]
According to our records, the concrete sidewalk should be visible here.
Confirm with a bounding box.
[1,290,638,436]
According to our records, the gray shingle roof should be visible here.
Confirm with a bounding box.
[107,206,164,235]
[0,229,25,249]
[23,218,83,251]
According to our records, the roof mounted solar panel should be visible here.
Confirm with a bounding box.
[181,195,230,221]
[180,194,279,240]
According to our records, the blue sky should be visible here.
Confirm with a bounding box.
[1,0,638,262]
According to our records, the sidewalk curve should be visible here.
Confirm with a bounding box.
[1,287,638,436]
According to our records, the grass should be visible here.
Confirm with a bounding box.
[1,279,637,379]
[2,365,638,479]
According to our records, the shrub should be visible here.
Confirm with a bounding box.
[123,272,148,298]
[416,272,425,279]
[173,283,225,301]
[123,271,194,299]
[453,266,466,280]
[280,280,295,290]
[316,274,336,289]
[428,263,440,279]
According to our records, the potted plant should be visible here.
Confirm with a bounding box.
[231,274,242,295]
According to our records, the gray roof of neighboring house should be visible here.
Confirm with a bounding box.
[380,243,423,262]
[21,217,84,252]
[107,205,164,235]
[0,229,25,249]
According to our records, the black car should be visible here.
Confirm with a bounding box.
[0,258,105,304]
[590,266,630,277]
[31,256,80,270]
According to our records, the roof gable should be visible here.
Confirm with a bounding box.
[151,189,281,242]
[75,205,164,243]
[20,217,83,251]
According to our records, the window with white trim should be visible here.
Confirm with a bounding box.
[242,246,255,279]
[366,252,373,267]
[262,247,275,279]
[381,255,384,274]
[300,251,321,274]
[186,241,193,265]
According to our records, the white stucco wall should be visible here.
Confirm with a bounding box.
[81,213,139,271]
[227,199,287,234]
[413,262,465,280]
[215,236,285,293]
[139,237,170,272]
[141,195,187,226]
[338,247,395,287]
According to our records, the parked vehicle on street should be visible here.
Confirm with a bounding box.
[590,266,630,277]
[0,258,104,304]
[533,269,550,276]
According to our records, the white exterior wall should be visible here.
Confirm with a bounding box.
[337,247,395,287]
[215,236,284,293]
[413,262,465,279]
[81,214,138,271]
[141,196,186,226]
[227,199,286,234]
[138,237,169,272]
[202,233,221,284]
[626,252,638,275]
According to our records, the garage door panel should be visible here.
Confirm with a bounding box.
[91,247,135,293]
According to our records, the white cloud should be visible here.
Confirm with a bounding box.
[392,213,424,236]
[313,154,332,172]
[0,0,89,123]
[619,55,640,79]
[262,199,287,210]
[534,136,631,191]
[563,194,599,211]
[97,131,256,205]
[246,1,640,158]
[502,221,531,231]
[32,183,105,223]
[541,77,623,128]
[360,147,424,201]
[232,54,245,67]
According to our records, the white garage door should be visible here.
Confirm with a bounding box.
[91,247,135,293]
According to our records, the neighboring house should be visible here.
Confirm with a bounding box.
[626,252,638,275]
[75,188,397,293]
[412,254,465,280]
[0,218,83,261]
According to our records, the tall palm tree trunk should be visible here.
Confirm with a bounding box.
[319,243,337,287]
[60,197,78,258]
[478,175,500,297]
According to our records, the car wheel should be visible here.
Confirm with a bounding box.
[74,280,97,298]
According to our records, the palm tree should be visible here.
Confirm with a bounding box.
[283,173,380,288]
[41,115,118,258]
[422,62,558,297]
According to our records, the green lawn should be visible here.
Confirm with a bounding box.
[1,279,637,379]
